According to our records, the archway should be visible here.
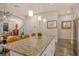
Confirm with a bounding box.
[0,11,24,36]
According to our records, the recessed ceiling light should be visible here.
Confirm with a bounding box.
[28,10,33,16]
[38,16,42,21]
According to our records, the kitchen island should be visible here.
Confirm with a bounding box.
[7,36,57,56]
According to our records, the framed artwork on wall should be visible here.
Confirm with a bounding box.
[61,21,72,29]
[47,20,57,29]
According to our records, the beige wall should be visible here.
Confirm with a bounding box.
[58,15,73,39]
[58,10,74,39]
[0,4,75,40]
[24,11,58,41]
[0,4,79,40]
[19,9,74,40]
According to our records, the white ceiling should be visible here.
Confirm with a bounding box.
[0,3,78,17]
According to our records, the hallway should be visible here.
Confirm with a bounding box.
[55,39,75,56]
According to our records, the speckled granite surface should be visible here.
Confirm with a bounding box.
[7,36,53,56]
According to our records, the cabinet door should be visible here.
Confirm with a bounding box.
[41,39,56,56]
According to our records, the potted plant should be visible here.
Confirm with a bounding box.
[38,32,42,39]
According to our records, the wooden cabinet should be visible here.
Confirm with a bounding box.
[10,51,22,56]
[9,36,57,56]
[9,39,57,56]
[41,39,56,56]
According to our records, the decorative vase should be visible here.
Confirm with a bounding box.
[38,32,42,39]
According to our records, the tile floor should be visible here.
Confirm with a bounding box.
[55,39,76,56]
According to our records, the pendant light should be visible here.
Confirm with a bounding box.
[43,18,47,22]
[38,16,42,21]
[3,4,6,18]
[28,10,33,16]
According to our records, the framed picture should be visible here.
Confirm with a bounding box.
[61,21,72,29]
[47,20,57,29]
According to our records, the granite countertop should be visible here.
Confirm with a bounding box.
[7,36,53,56]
